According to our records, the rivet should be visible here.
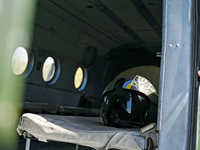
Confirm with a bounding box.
[169,44,172,47]
[176,44,180,47]
[183,44,186,47]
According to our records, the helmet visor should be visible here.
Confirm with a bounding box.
[102,89,149,121]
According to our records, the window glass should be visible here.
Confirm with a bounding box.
[42,57,55,82]
[74,67,83,89]
[12,47,28,75]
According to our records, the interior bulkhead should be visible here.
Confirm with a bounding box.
[5,0,163,149]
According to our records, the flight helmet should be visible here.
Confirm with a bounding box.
[101,74,158,128]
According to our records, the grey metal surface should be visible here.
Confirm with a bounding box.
[158,0,194,149]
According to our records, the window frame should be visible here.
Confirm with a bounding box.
[42,56,61,85]
[12,46,34,78]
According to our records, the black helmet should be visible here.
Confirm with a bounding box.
[101,74,158,128]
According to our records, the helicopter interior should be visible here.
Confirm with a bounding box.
[21,0,161,116]
[9,0,162,149]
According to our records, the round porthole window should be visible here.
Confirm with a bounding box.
[42,56,61,85]
[74,67,87,91]
[12,46,34,77]
[12,47,28,75]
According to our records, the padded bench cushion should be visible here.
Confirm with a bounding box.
[17,113,148,150]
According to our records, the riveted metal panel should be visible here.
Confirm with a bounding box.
[158,0,194,149]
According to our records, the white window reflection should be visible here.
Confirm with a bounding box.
[74,67,84,89]
[42,57,55,82]
[12,47,28,75]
